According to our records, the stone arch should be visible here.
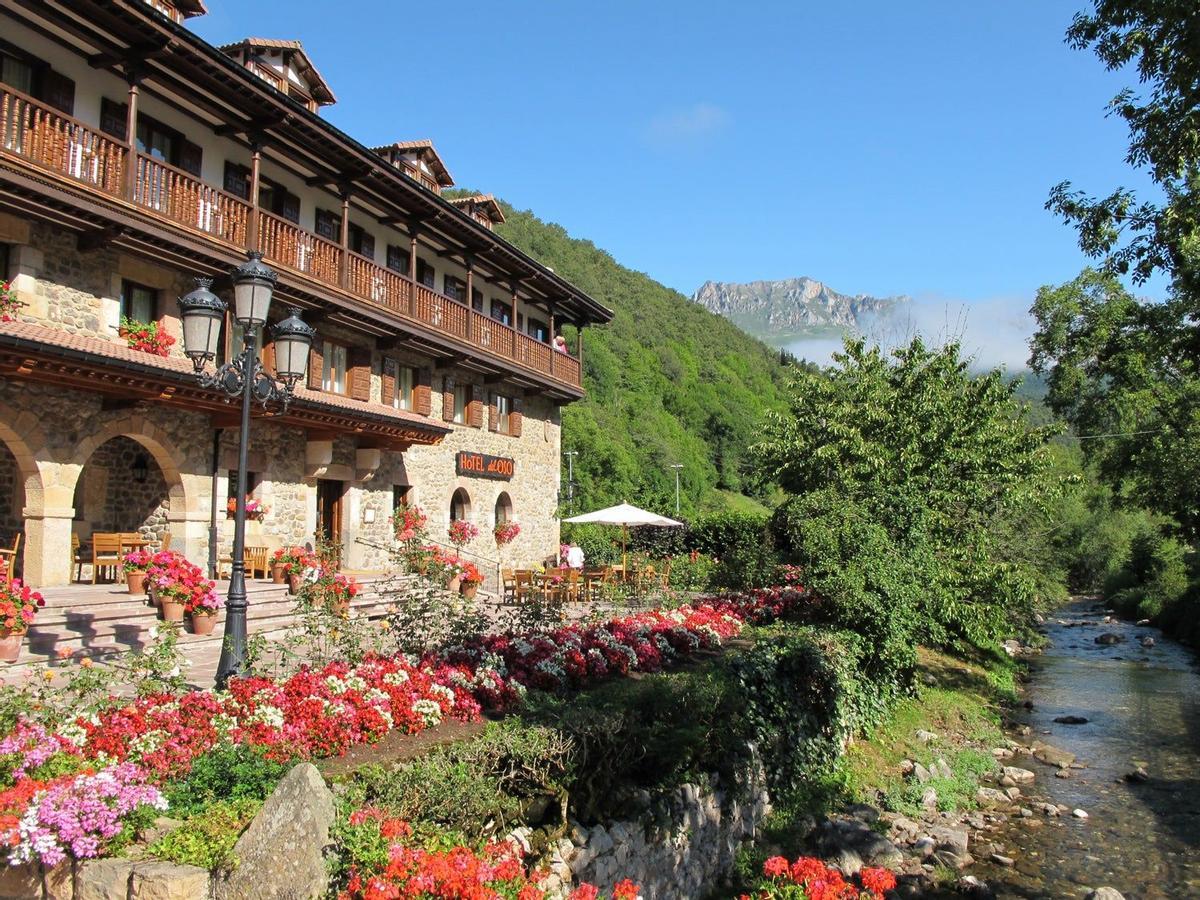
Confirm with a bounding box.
[450,487,471,523]
[494,491,513,526]
[72,414,194,519]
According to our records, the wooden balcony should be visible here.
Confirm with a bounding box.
[0,84,582,391]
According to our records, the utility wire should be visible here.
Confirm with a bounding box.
[1074,428,1171,440]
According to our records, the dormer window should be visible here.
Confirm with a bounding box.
[449,194,506,231]
[219,39,336,112]
[370,141,455,195]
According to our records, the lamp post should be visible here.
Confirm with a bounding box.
[178,252,315,688]
[669,464,684,515]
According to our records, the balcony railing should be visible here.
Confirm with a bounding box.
[0,84,581,390]
[0,85,125,197]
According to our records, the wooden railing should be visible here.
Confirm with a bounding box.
[249,61,288,94]
[399,163,441,194]
[0,86,583,389]
[134,154,249,246]
[0,85,125,197]
[258,209,342,287]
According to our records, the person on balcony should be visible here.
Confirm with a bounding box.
[553,334,569,354]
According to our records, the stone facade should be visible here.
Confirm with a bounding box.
[1,219,566,589]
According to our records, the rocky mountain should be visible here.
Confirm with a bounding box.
[692,277,907,340]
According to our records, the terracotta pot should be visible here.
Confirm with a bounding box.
[188,612,216,635]
[288,573,303,595]
[126,571,146,595]
[460,582,479,601]
[160,599,185,623]
[0,629,23,663]
[446,575,461,593]
[270,563,286,585]
[328,597,349,617]
[148,585,161,608]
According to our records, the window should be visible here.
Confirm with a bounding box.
[259,178,300,224]
[444,276,465,303]
[386,244,410,275]
[120,280,156,323]
[450,488,470,523]
[0,51,74,115]
[384,359,414,410]
[416,258,435,289]
[226,471,262,505]
[223,161,252,201]
[495,492,512,526]
[321,340,348,394]
[315,208,340,242]
[0,244,9,283]
[472,288,484,312]
[0,53,33,95]
[452,383,469,425]
[529,319,549,342]
[490,300,512,325]
[496,394,512,433]
[348,223,375,259]
[393,485,411,513]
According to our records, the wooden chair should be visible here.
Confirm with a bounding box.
[513,570,533,602]
[563,568,582,602]
[159,532,172,553]
[0,533,19,590]
[245,546,270,580]
[501,568,516,603]
[71,533,87,583]
[583,567,610,602]
[91,533,122,584]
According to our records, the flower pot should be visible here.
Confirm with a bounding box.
[446,575,461,593]
[288,573,303,595]
[328,597,349,617]
[0,629,23,663]
[160,598,185,623]
[460,582,479,601]
[126,571,146,595]
[270,563,286,585]
[188,613,216,635]
[148,585,160,608]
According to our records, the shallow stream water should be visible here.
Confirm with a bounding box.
[978,599,1200,899]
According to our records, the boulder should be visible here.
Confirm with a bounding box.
[129,861,210,900]
[1095,633,1122,645]
[1085,890,1125,900]
[76,859,136,900]
[975,787,1010,808]
[0,862,43,900]
[1073,808,1089,819]
[1140,636,1155,648]
[1124,767,1150,783]
[1001,766,1036,784]
[1053,715,1089,725]
[1031,741,1076,769]
[915,730,938,743]
[912,762,931,784]
[932,758,953,779]
[213,763,336,900]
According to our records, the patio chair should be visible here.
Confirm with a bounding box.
[563,568,582,602]
[583,567,609,602]
[513,570,533,602]
[245,546,270,580]
[71,533,87,583]
[159,532,172,552]
[501,568,516,603]
[91,533,122,584]
[0,533,19,590]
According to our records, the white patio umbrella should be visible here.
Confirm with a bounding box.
[563,502,683,570]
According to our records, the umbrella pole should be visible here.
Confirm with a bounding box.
[622,524,628,574]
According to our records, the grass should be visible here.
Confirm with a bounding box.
[146,798,261,870]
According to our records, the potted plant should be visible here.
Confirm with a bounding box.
[0,579,44,662]
[227,496,268,521]
[146,550,203,623]
[118,316,175,357]
[391,502,428,545]
[0,279,22,323]
[493,521,520,547]
[405,545,434,575]
[459,562,483,600]
[122,548,152,595]
[447,519,478,556]
[268,548,289,584]
[275,546,313,594]
[185,580,221,635]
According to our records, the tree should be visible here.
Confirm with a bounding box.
[757,338,1057,662]
[1047,1,1200,300]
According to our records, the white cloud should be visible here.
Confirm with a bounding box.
[644,103,729,147]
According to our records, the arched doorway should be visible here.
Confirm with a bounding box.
[0,441,26,578]
[494,491,512,526]
[450,487,471,523]
[72,436,172,552]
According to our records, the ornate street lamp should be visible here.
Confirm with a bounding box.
[178,252,315,688]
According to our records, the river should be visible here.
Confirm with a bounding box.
[978,599,1200,899]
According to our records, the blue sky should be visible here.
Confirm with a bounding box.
[193,1,1157,312]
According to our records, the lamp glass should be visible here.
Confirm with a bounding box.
[274,332,309,384]
[181,307,223,362]
[233,279,272,328]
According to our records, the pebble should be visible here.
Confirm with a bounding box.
[991,747,1013,760]
[991,853,1015,866]
[915,729,938,743]
[1125,767,1150,783]
[1072,808,1089,819]
[1055,769,1072,779]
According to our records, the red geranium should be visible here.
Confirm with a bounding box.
[0,579,45,632]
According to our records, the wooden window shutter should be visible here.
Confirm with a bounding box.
[359,231,376,260]
[307,343,323,391]
[442,375,455,422]
[381,359,396,407]
[315,208,340,241]
[488,393,498,432]
[349,349,372,402]
[99,98,128,141]
[261,339,277,378]
[415,368,432,416]
[468,384,483,428]
[386,244,409,274]
[279,191,301,224]
[223,162,251,200]
[179,140,203,177]
[38,70,75,116]
[511,397,523,438]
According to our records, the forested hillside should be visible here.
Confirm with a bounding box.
[489,200,792,515]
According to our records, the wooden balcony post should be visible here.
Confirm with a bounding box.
[338,190,351,289]
[247,139,262,252]
[548,304,556,378]
[578,323,584,370]
[464,254,474,343]
[123,72,142,203]
[510,280,521,358]
[407,224,419,318]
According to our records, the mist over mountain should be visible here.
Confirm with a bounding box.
[693,277,1037,373]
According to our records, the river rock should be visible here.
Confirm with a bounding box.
[912,762,932,784]
[957,875,992,897]
[1136,619,1151,626]
[1031,741,1076,768]
[1085,890,1125,900]
[933,758,953,779]
[213,762,336,900]
[975,787,1010,807]
[1055,769,1072,779]
[991,747,1013,760]
[1140,636,1155,648]
[1095,633,1123,645]
[915,729,938,743]
[1001,766,1036,784]
[1072,808,1089,819]
[991,853,1014,866]
[1125,766,1150,783]
[912,836,936,858]
[1053,715,1089,725]
[921,788,939,811]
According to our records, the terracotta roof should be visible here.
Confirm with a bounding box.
[449,194,506,225]
[0,321,447,435]
[218,38,336,106]
[175,0,208,16]
[370,140,455,187]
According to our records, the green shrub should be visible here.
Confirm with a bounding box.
[163,744,292,817]
[147,798,260,870]
[667,553,716,591]
[1104,523,1190,621]
[560,524,619,566]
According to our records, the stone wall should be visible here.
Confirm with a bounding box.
[532,757,772,898]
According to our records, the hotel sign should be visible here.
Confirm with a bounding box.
[456,451,515,481]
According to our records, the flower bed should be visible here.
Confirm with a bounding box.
[0,586,810,868]
[741,854,896,900]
